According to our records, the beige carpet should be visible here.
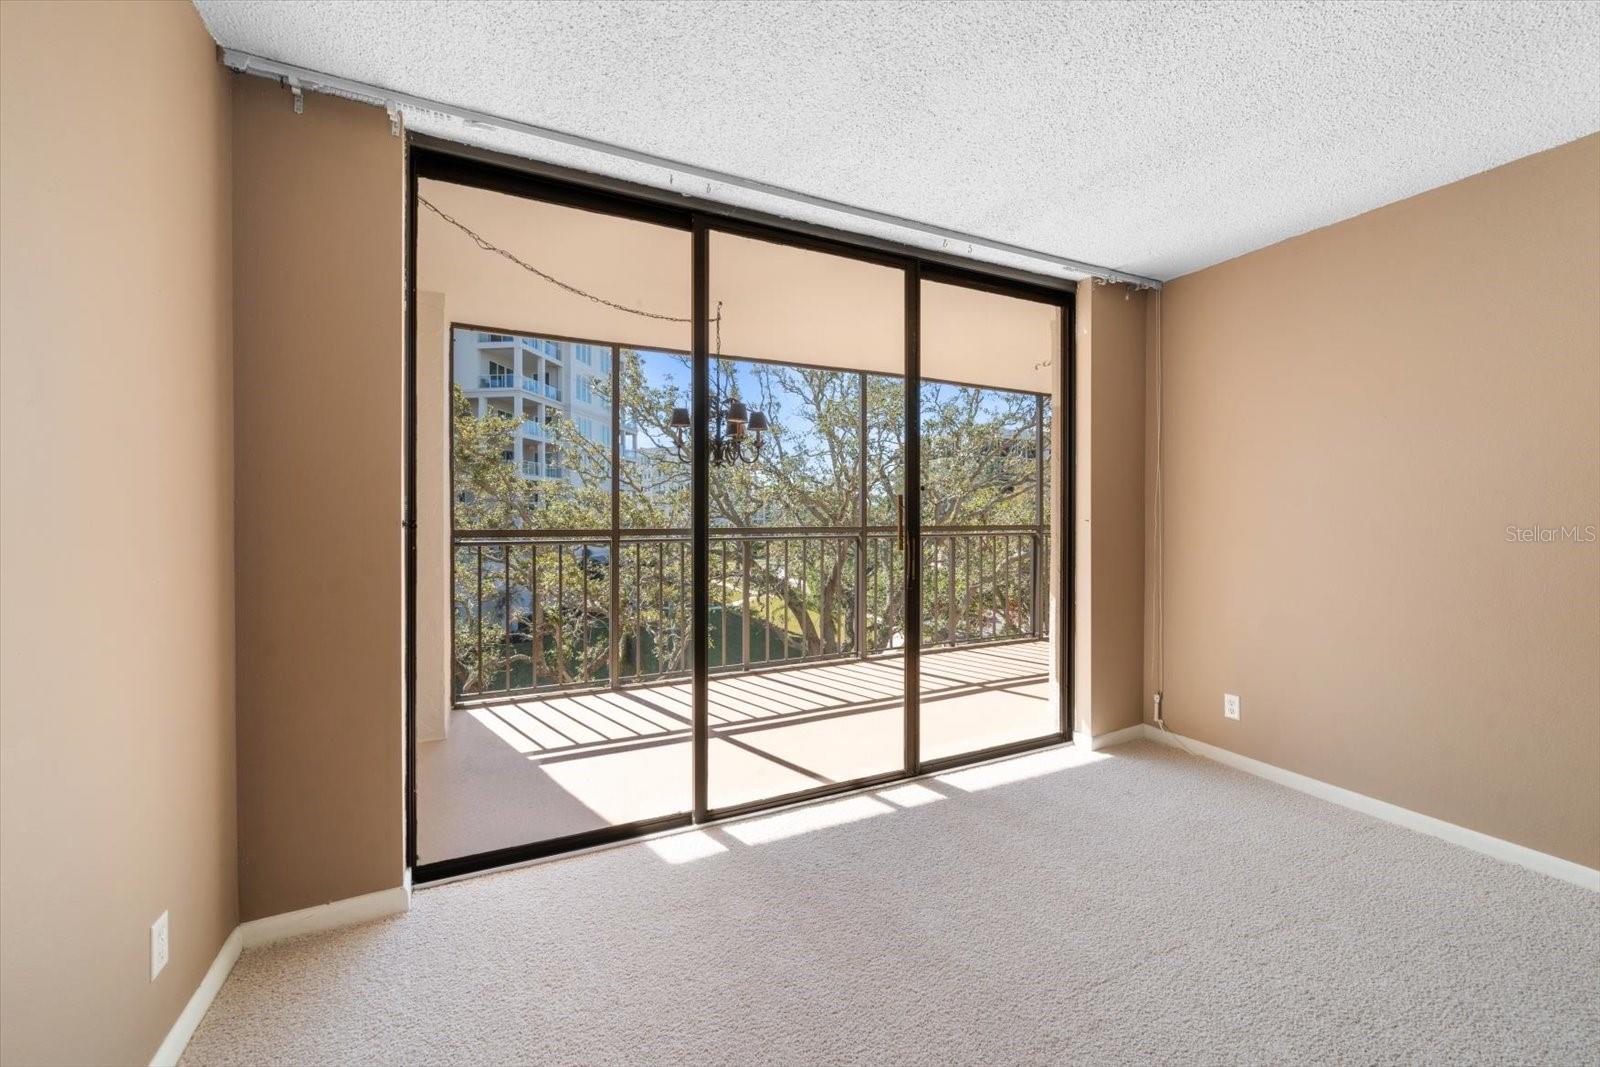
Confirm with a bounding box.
[183,741,1600,1065]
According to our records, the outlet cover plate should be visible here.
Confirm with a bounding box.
[1224,693,1241,720]
[150,911,169,980]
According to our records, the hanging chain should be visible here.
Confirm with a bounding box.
[418,195,721,331]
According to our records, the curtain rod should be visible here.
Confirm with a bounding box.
[220,48,1162,290]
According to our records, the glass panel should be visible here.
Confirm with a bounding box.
[706,230,906,811]
[618,348,690,530]
[449,329,611,532]
[919,280,1060,763]
[864,374,907,658]
[416,177,690,867]
[920,380,1038,525]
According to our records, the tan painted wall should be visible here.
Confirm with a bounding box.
[1073,283,1149,739]
[232,77,406,919]
[1152,134,1600,867]
[0,3,237,1064]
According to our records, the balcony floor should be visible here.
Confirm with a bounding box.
[417,640,1056,866]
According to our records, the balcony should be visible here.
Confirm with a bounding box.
[435,347,1055,867]
[526,337,560,361]
[418,639,1051,859]
[519,460,565,479]
[474,374,546,394]
[427,524,1052,859]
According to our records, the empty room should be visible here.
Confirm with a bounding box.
[0,2,1595,1065]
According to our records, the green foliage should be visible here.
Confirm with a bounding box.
[452,353,1048,698]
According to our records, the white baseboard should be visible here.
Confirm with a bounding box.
[148,881,410,1066]
[240,881,411,948]
[149,926,242,1067]
[1074,723,1147,751]
[1141,724,1600,892]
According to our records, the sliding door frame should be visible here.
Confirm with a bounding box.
[408,142,1075,883]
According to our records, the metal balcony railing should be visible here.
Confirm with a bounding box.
[475,373,550,396]
[451,525,1049,702]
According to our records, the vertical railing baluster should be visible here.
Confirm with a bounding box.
[1009,534,1016,634]
[1010,534,1018,634]
[741,538,752,669]
[474,545,484,694]
[947,535,958,645]
[984,534,991,640]
[855,532,866,658]
[530,543,540,690]
[609,541,621,689]
[1017,533,1025,635]
[556,545,565,685]
[780,539,790,662]
[997,535,1004,636]
[503,543,512,691]
[801,538,809,657]
[984,534,990,640]
[966,534,973,643]
[1033,532,1041,637]
[977,534,985,641]
[633,542,643,680]
[581,544,591,684]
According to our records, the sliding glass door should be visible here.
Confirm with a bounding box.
[917,279,1062,764]
[415,169,695,871]
[701,228,908,815]
[410,148,1069,880]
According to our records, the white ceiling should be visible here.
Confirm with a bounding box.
[194,0,1600,282]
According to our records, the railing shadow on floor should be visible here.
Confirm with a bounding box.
[465,642,1052,765]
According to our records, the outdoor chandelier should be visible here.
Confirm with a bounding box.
[669,393,768,468]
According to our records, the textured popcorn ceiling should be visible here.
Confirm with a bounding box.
[194,1,1600,281]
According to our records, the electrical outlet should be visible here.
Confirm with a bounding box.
[1224,693,1241,720]
[150,911,169,981]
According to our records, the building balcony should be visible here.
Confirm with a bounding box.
[519,460,565,479]
[475,374,545,394]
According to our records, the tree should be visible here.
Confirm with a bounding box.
[451,348,1048,698]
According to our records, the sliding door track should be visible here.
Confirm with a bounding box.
[413,731,1072,886]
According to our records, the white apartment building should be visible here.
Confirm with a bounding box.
[451,328,638,486]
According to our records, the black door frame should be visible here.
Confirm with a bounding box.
[408,142,1075,883]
